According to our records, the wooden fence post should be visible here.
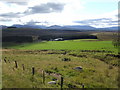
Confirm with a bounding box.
[42,70,45,84]
[4,59,7,63]
[32,67,35,76]
[82,84,84,89]
[22,64,25,71]
[15,61,18,68]
[60,76,63,90]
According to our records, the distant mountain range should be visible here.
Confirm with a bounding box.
[1,24,118,31]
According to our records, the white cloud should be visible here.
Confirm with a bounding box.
[1,0,29,2]
[0,0,85,26]
[0,2,27,14]
[73,9,118,28]
[83,0,119,2]
[0,0,118,28]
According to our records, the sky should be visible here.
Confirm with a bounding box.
[0,0,119,28]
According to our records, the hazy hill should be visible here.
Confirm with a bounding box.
[1,24,118,31]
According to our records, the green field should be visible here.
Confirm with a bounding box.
[3,39,118,53]
[2,39,119,88]
[2,49,119,88]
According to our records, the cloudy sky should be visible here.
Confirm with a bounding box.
[0,0,119,28]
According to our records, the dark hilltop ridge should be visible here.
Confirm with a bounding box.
[1,24,118,43]
[1,24,118,31]
[2,28,97,43]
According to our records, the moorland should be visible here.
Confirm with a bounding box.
[1,28,119,88]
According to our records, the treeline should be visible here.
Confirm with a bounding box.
[38,34,97,40]
[2,35,97,43]
[2,28,97,42]
[2,36,33,43]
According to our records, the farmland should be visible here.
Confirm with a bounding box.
[3,39,118,53]
[2,49,119,88]
[1,29,119,88]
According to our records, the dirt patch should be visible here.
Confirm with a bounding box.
[0,49,14,51]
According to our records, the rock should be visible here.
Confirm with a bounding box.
[48,81,56,84]
[74,66,83,71]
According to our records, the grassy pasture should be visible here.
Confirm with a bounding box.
[2,50,119,88]
[3,39,118,54]
[2,39,119,88]
[2,30,119,88]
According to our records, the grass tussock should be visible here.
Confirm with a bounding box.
[2,50,119,88]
